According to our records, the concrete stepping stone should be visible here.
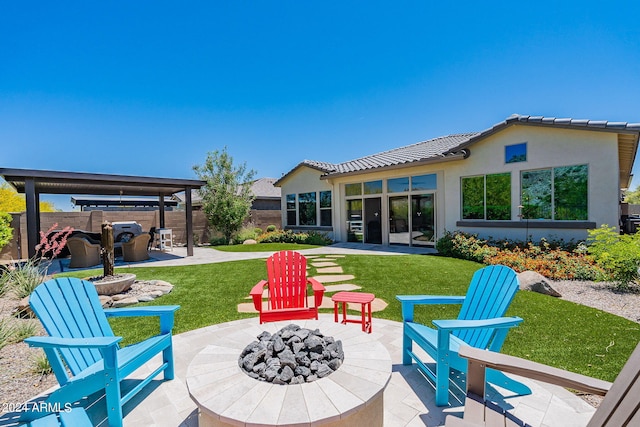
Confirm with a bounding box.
[323,284,362,292]
[315,266,344,274]
[311,274,355,283]
[311,261,339,268]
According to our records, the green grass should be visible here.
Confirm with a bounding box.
[210,243,321,252]
[59,254,640,383]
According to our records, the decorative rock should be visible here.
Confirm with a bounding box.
[112,297,139,307]
[518,271,562,297]
[137,295,156,302]
[99,295,113,308]
[239,324,343,384]
[243,239,257,245]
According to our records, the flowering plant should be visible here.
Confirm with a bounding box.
[34,223,74,260]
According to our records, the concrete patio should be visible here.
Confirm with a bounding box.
[14,245,598,426]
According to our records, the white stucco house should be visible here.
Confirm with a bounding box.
[275,114,640,246]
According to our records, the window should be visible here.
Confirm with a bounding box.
[461,173,511,220]
[286,194,296,225]
[345,183,362,196]
[412,174,437,191]
[364,180,382,194]
[506,143,527,163]
[320,191,332,226]
[521,165,588,220]
[387,177,409,193]
[298,192,317,225]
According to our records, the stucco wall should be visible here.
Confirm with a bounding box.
[278,124,622,244]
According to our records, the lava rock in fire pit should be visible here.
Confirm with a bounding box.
[239,324,344,384]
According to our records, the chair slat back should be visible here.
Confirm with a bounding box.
[266,251,309,310]
[588,340,640,426]
[454,265,519,349]
[30,277,115,376]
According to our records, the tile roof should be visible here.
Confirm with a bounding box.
[275,114,640,183]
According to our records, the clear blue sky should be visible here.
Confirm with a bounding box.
[2,1,640,210]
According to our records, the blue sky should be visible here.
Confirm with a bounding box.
[2,1,640,210]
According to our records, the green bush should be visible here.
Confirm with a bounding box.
[588,225,640,289]
[266,224,277,232]
[435,230,600,280]
[235,226,259,243]
[256,229,332,245]
[209,236,230,246]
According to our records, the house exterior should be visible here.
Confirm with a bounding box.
[275,114,640,246]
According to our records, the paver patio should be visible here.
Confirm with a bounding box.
[27,245,598,426]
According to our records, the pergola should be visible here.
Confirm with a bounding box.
[0,168,206,258]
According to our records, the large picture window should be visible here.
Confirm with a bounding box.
[521,165,588,220]
[461,173,511,220]
[298,192,317,225]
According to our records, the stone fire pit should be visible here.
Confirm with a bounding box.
[186,319,392,426]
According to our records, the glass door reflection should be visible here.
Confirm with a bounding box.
[411,194,435,246]
[389,196,410,245]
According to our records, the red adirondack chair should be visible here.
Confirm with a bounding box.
[250,250,325,323]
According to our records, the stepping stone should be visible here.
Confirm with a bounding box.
[315,266,343,274]
[311,258,339,263]
[312,261,339,268]
[323,284,362,292]
[311,275,355,283]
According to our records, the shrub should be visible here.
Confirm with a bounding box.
[209,236,229,246]
[256,229,332,245]
[0,258,48,299]
[587,225,640,290]
[266,225,277,232]
[11,320,38,343]
[0,317,14,351]
[435,230,600,280]
[235,226,260,243]
[31,351,52,376]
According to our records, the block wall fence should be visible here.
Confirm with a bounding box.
[0,209,281,260]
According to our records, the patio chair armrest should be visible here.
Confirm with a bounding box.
[251,280,268,311]
[396,295,465,322]
[307,277,325,307]
[458,345,612,396]
[25,336,122,349]
[433,316,523,331]
[104,305,180,334]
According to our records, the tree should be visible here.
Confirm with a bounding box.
[193,147,256,243]
[0,181,56,212]
[0,212,12,251]
[625,186,640,204]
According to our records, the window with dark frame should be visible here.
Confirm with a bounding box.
[286,194,296,225]
[320,191,332,226]
[298,192,317,225]
[461,173,511,220]
[521,165,588,220]
[506,142,527,163]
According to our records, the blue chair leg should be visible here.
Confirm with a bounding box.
[435,331,451,406]
[402,329,413,365]
[163,344,175,380]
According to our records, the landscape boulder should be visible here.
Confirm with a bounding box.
[518,270,562,297]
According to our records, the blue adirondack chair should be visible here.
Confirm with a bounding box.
[18,407,92,427]
[396,265,531,406]
[23,277,180,427]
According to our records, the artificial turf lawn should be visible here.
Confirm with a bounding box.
[62,254,640,383]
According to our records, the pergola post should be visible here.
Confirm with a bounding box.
[25,178,39,259]
[185,186,194,256]
[158,195,166,228]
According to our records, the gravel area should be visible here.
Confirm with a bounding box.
[1,279,637,411]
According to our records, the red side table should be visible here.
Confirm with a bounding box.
[331,291,376,333]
